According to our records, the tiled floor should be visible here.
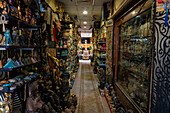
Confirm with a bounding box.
[71,62,111,113]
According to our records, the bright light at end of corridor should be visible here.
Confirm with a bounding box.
[83,10,88,15]
[83,21,87,24]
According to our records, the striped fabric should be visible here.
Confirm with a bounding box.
[0,92,6,102]
[13,92,22,109]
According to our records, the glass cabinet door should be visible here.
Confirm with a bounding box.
[117,9,152,112]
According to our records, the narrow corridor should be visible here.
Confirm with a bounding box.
[71,62,110,113]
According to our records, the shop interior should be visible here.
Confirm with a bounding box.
[0,0,169,113]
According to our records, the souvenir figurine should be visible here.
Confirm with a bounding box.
[67,40,71,47]
[15,59,21,67]
[56,42,59,48]
[0,1,3,9]
[25,8,29,23]
[0,34,5,45]
[27,56,32,64]
[28,9,32,21]
[0,1,2,15]
[18,56,24,65]
[35,9,39,24]
[39,0,46,12]
[30,57,36,63]
[0,92,13,113]
[24,56,29,65]
[30,15,35,25]
[2,1,9,18]
[63,41,67,48]
[0,60,2,68]
[10,6,17,17]
[100,37,103,42]
[18,1,22,20]
[0,14,8,32]
[60,40,63,48]
[64,13,70,22]
[4,29,12,46]
[19,34,24,46]
[58,4,64,21]
[3,58,17,68]
[12,27,19,46]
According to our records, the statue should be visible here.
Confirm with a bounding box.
[4,30,12,46]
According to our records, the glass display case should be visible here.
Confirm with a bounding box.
[117,9,152,112]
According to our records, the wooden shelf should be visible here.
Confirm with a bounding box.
[56,48,68,50]
[0,89,15,93]
[98,42,106,44]
[98,56,106,59]
[99,50,106,52]
[0,61,41,72]
[0,45,41,50]
[57,56,68,59]
[99,64,106,67]
[9,16,40,29]
[60,21,73,25]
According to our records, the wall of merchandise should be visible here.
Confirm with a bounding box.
[0,0,78,113]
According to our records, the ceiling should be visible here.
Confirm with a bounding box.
[58,0,111,30]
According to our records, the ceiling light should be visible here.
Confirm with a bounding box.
[83,10,88,15]
[132,11,136,15]
[84,26,86,28]
[83,21,87,24]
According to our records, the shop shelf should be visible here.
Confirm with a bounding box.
[99,57,106,59]
[0,89,15,93]
[0,61,41,72]
[98,50,106,52]
[98,42,106,44]
[60,21,73,25]
[56,48,68,50]
[0,84,25,93]
[99,64,106,67]
[9,16,40,29]
[59,56,68,59]
[0,45,41,50]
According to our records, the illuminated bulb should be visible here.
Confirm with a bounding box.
[83,21,87,24]
[132,11,136,15]
[83,10,88,15]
